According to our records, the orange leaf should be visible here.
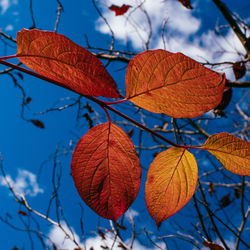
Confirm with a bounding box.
[71,122,141,220]
[202,133,250,176]
[145,147,198,226]
[125,50,226,118]
[16,29,120,98]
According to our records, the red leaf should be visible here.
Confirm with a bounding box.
[26,97,32,104]
[16,29,120,98]
[213,87,232,115]
[203,241,225,250]
[178,0,193,9]
[30,119,45,129]
[18,210,27,216]
[219,194,231,207]
[232,62,246,80]
[109,4,132,16]
[71,122,141,221]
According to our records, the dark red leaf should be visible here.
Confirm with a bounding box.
[178,0,193,9]
[26,97,32,104]
[209,182,215,196]
[213,88,232,116]
[203,241,225,250]
[220,194,231,207]
[127,128,134,138]
[71,122,141,221]
[233,62,246,80]
[109,4,132,16]
[98,230,106,240]
[18,210,27,216]
[30,119,45,129]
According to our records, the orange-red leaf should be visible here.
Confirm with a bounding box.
[16,29,120,98]
[109,4,132,16]
[145,147,198,227]
[125,50,226,118]
[71,122,141,221]
[202,133,250,176]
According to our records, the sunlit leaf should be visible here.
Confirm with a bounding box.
[145,147,198,226]
[16,29,120,98]
[125,50,226,118]
[109,4,132,16]
[71,122,141,221]
[203,133,250,176]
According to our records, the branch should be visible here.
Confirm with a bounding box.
[212,0,250,58]
[226,80,250,88]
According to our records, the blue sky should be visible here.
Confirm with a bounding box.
[0,0,249,249]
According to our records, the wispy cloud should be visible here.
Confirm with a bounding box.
[0,169,44,197]
[47,210,165,250]
[0,0,17,14]
[95,0,247,79]
[5,24,13,31]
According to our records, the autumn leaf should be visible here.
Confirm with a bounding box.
[16,29,120,98]
[202,133,250,176]
[178,0,193,9]
[25,97,32,104]
[18,210,28,216]
[71,122,141,221]
[145,147,198,226]
[125,50,226,118]
[30,119,45,129]
[213,87,232,117]
[203,241,225,250]
[232,62,246,80]
[109,4,132,16]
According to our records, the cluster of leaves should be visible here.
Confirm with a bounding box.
[0,29,249,227]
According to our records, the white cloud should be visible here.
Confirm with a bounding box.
[47,222,83,250]
[0,0,10,14]
[95,0,247,80]
[0,0,17,14]
[5,24,13,31]
[0,169,43,197]
[95,0,200,50]
[47,219,166,250]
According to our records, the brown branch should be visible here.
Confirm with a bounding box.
[212,0,250,58]
[226,80,250,88]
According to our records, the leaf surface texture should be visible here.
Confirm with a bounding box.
[71,122,141,220]
[145,147,198,226]
[16,29,120,98]
[126,50,225,118]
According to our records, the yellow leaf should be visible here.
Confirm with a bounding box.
[203,133,250,176]
[145,147,198,226]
